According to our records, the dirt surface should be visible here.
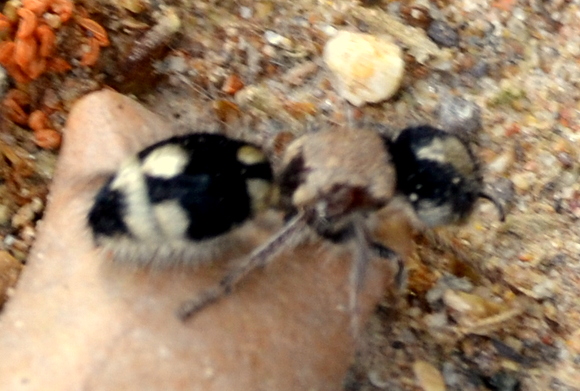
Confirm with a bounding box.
[1,0,580,390]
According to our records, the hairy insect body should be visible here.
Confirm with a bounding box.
[87,125,501,320]
[279,128,396,239]
[88,133,275,265]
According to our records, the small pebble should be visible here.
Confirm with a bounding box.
[487,149,516,175]
[11,206,34,229]
[11,198,43,229]
[0,250,22,305]
[511,172,534,192]
[413,360,446,391]
[531,279,556,300]
[367,370,389,388]
[442,289,474,313]
[566,329,580,354]
[0,66,8,97]
[469,61,489,78]
[317,24,337,37]
[323,30,405,106]
[239,6,252,19]
[43,13,61,29]
[556,151,574,168]
[438,96,482,137]
[165,55,188,73]
[282,61,318,86]
[34,129,62,150]
[426,275,474,306]
[222,74,244,95]
[264,30,292,49]
[485,371,520,391]
[119,0,146,13]
[400,4,433,29]
[446,364,470,389]
[424,312,448,329]
[428,20,460,48]
[488,178,516,208]
[0,204,10,226]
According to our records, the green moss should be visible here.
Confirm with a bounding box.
[488,88,527,108]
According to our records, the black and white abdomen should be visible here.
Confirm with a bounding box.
[87,133,275,265]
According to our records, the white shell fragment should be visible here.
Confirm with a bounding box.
[323,30,405,107]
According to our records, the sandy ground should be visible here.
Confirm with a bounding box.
[1,0,580,390]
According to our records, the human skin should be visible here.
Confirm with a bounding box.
[0,90,403,391]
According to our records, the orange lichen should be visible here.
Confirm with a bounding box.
[0,41,30,83]
[46,56,71,72]
[22,0,50,16]
[33,128,62,149]
[29,110,61,149]
[76,16,109,67]
[50,0,74,23]
[3,95,62,150]
[1,3,49,82]
[16,8,37,39]
[0,14,12,33]
[77,17,109,46]
[2,90,30,125]
[14,36,37,69]
[28,109,49,130]
[35,24,55,57]
[6,90,30,108]
[0,0,106,83]
[0,41,15,63]
[3,63,32,84]
[26,56,46,79]
[3,99,28,125]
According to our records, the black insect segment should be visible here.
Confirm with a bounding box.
[88,133,274,251]
[388,126,504,225]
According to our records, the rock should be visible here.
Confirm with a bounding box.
[0,251,21,306]
[413,360,446,391]
[428,20,460,48]
[438,96,482,137]
[264,30,292,49]
[0,66,7,97]
[323,30,405,107]
[485,371,520,391]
